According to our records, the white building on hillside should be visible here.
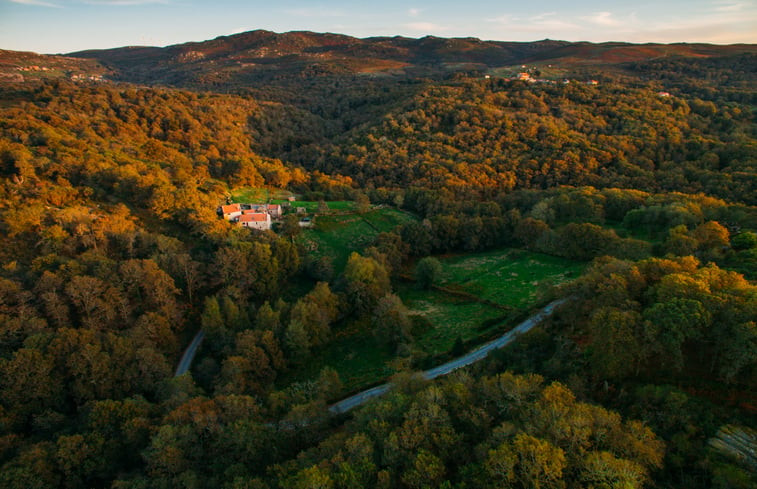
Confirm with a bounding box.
[239,212,271,231]
[221,203,242,220]
[266,204,282,218]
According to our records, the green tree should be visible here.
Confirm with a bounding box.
[415,256,442,289]
[372,294,413,349]
[643,298,711,371]
[580,451,647,489]
[588,308,644,378]
[510,433,567,489]
[280,214,301,240]
[401,450,446,489]
[289,282,340,347]
[284,320,310,361]
[343,252,391,313]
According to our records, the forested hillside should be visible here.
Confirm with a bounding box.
[259,78,754,204]
[0,32,755,489]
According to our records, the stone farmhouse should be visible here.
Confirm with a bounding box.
[238,212,271,230]
[219,203,282,231]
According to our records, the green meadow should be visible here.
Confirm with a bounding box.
[434,248,583,308]
[300,207,417,273]
[287,244,583,393]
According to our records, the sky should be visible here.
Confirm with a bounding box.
[1,0,755,54]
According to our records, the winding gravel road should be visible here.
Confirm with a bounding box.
[174,330,205,376]
[174,299,566,414]
[328,298,566,414]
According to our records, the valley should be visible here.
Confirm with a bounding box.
[0,28,754,489]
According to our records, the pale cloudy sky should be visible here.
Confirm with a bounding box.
[1,0,755,54]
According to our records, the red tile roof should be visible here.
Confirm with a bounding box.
[239,213,269,222]
[221,204,241,214]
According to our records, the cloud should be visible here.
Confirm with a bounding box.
[480,3,756,43]
[8,0,61,7]
[486,14,512,25]
[619,2,757,43]
[408,8,422,17]
[404,22,447,32]
[627,12,757,44]
[582,11,622,26]
[529,12,557,22]
[486,12,578,34]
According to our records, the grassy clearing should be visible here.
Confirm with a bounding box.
[361,207,417,232]
[300,208,417,273]
[269,200,356,212]
[603,221,661,244]
[437,249,583,309]
[397,248,583,356]
[398,284,506,356]
[285,246,581,394]
[230,187,359,213]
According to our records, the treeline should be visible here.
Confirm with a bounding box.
[352,185,756,278]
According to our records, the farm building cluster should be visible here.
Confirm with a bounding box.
[219,203,282,230]
[219,198,313,230]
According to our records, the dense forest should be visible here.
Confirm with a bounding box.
[0,32,755,489]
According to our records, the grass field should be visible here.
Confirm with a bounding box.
[435,248,583,309]
[300,207,417,273]
[285,246,582,394]
[230,187,358,214]
[396,248,582,356]
[398,284,507,356]
[286,247,582,393]
[270,200,356,213]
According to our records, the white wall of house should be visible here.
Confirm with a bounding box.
[240,213,271,230]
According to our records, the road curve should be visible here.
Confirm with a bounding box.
[329,298,566,414]
[174,330,205,376]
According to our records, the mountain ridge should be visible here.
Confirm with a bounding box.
[2,29,755,89]
[60,29,757,88]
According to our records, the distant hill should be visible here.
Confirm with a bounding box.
[58,30,757,88]
[0,49,109,85]
[1,30,754,92]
